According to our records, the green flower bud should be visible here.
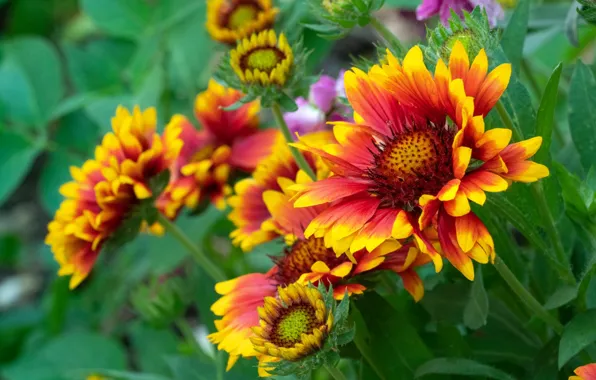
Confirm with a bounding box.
[131,274,189,328]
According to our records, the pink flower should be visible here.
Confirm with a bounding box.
[283,72,351,137]
[416,0,503,26]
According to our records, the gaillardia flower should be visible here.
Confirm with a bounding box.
[570,364,596,380]
[291,41,549,280]
[157,80,278,217]
[211,146,428,370]
[206,0,278,45]
[230,29,293,86]
[251,283,332,363]
[46,106,183,288]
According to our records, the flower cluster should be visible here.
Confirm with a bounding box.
[44,3,558,379]
[46,106,182,288]
[156,79,278,221]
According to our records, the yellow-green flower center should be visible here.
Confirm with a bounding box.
[228,5,259,30]
[272,304,317,347]
[245,48,282,72]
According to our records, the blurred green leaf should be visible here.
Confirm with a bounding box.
[543,285,578,310]
[501,0,530,73]
[166,356,216,380]
[577,262,596,310]
[0,130,42,206]
[569,61,596,173]
[354,292,433,378]
[129,323,180,375]
[63,39,135,93]
[0,233,21,267]
[421,283,468,324]
[464,268,489,329]
[535,63,561,166]
[414,358,515,380]
[0,37,64,128]
[3,331,127,380]
[81,0,153,39]
[39,111,98,213]
[558,309,596,367]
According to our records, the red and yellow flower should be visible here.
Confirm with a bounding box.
[46,106,183,288]
[211,132,430,370]
[228,131,332,251]
[570,364,596,380]
[206,0,278,45]
[290,41,549,281]
[156,79,278,220]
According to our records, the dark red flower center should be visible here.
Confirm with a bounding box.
[274,237,345,285]
[369,123,455,209]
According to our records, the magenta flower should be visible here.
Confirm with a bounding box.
[416,0,503,27]
[284,72,351,137]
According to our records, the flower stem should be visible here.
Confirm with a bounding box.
[324,363,347,380]
[493,257,564,335]
[495,101,575,284]
[369,16,405,56]
[271,102,317,181]
[157,213,226,283]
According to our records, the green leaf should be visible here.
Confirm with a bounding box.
[464,268,489,329]
[81,0,153,39]
[0,37,64,128]
[558,309,596,367]
[500,0,530,73]
[535,63,562,165]
[577,261,596,310]
[543,285,578,310]
[0,131,42,206]
[39,111,98,213]
[3,331,127,380]
[166,356,217,380]
[129,322,180,375]
[414,358,515,380]
[569,61,596,172]
[62,39,135,93]
[87,371,171,380]
[354,292,433,378]
[554,162,592,214]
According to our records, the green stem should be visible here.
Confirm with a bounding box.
[324,363,347,380]
[495,101,575,284]
[369,16,405,56]
[271,102,317,180]
[494,257,564,334]
[157,213,226,282]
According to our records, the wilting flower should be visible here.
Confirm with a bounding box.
[416,0,503,27]
[251,283,332,363]
[570,364,596,380]
[46,106,182,288]
[157,80,278,218]
[206,0,278,44]
[230,29,293,86]
[291,41,549,281]
[283,72,351,136]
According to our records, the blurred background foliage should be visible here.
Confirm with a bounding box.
[1,0,596,379]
